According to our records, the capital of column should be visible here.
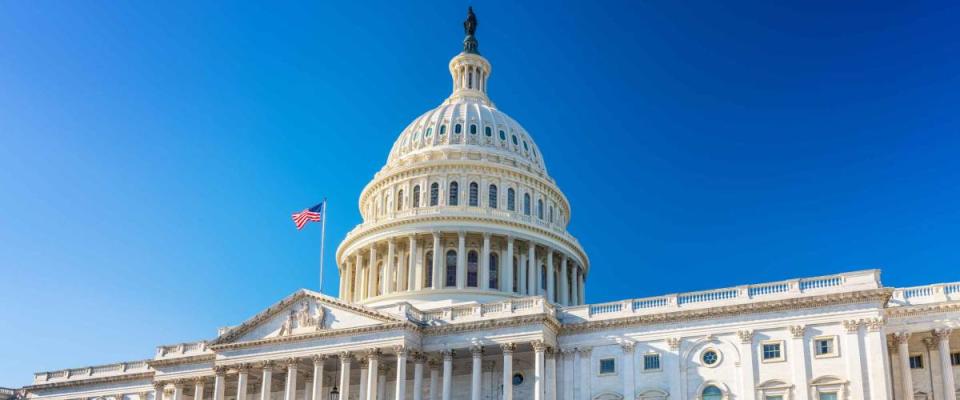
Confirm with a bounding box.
[500,343,516,354]
[789,325,806,339]
[441,350,455,361]
[482,232,491,239]
[192,377,206,386]
[470,345,484,357]
[283,358,298,369]
[577,346,592,356]
[394,345,409,357]
[258,360,275,370]
[339,351,353,362]
[532,340,547,353]
[737,330,753,344]
[173,379,186,389]
[213,366,228,376]
[365,348,382,361]
[842,319,861,334]
[933,328,953,342]
[427,358,440,370]
[891,331,911,346]
[865,317,885,332]
[620,341,635,353]
[312,354,328,365]
[358,359,369,368]
[236,363,252,374]
[666,338,680,350]
[412,351,427,364]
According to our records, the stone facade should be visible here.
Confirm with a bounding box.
[20,9,960,400]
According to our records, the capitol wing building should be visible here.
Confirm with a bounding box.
[22,9,960,400]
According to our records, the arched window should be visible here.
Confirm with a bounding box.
[413,185,421,208]
[455,124,462,134]
[430,183,439,206]
[489,253,499,289]
[702,386,723,400]
[485,127,492,137]
[507,188,516,211]
[467,251,479,287]
[499,130,506,140]
[470,124,477,134]
[445,250,457,287]
[426,127,433,137]
[469,182,479,207]
[524,193,531,216]
[397,189,404,210]
[424,251,433,288]
[488,185,498,208]
[439,125,446,135]
[512,134,518,145]
[537,199,544,219]
[448,181,459,206]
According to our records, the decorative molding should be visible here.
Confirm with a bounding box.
[842,320,861,334]
[500,343,516,354]
[666,338,680,350]
[790,325,806,339]
[933,328,953,342]
[737,330,753,344]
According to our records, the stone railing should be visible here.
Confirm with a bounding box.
[33,360,151,384]
[408,296,556,326]
[560,270,882,323]
[888,282,960,306]
[155,340,212,359]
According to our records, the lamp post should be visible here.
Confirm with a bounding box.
[328,386,339,400]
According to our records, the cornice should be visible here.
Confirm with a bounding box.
[209,322,418,351]
[24,372,154,391]
[423,313,561,336]
[147,354,216,368]
[560,289,893,333]
[884,300,960,319]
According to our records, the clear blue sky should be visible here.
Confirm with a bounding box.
[2,0,959,386]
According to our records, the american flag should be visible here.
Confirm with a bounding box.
[291,201,324,230]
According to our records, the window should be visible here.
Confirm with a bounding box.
[426,127,433,137]
[643,353,661,371]
[424,251,433,288]
[469,182,479,206]
[814,336,837,357]
[489,254,499,289]
[951,352,960,366]
[412,185,421,208]
[467,251,479,287]
[818,393,838,400]
[766,397,784,400]
[448,181,459,206]
[910,354,924,369]
[507,188,516,211]
[511,373,523,386]
[549,206,553,223]
[430,183,439,206]
[454,123,462,134]
[701,350,719,366]
[499,130,506,140]
[445,250,457,287]
[540,264,547,290]
[762,341,784,362]
[599,358,616,375]
[523,141,528,151]
[470,124,477,134]
[537,199,544,219]
[397,189,404,210]
[524,193,531,215]
[702,386,722,400]
[484,126,491,136]
[439,124,446,135]
[488,185,498,208]
[512,134,518,145]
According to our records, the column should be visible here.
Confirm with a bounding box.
[841,321,865,399]
[213,368,226,400]
[377,367,386,400]
[428,359,440,400]
[577,270,585,304]
[173,381,184,400]
[470,346,482,400]
[368,245,379,297]
[354,253,364,300]
[863,319,892,400]
[456,232,466,289]
[934,329,958,400]
[561,350,573,400]
[546,349,557,400]
[788,326,810,400]
[339,262,347,299]
[408,236,418,291]
[737,331,756,400]
[413,353,425,400]
[894,331,914,400]
[260,362,273,400]
[237,365,250,400]
[339,353,352,400]
[481,233,491,290]
[441,351,454,400]
[303,379,312,400]
[359,360,369,400]
[559,256,569,305]
[527,243,537,295]
[194,379,205,400]
[505,237,515,293]
[501,344,515,400]
[154,383,167,400]
[367,350,381,400]
[283,359,297,400]
[533,341,546,400]
[578,348,592,400]
[311,355,325,400]
[395,347,409,400]
[572,349,581,400]
[570,268,579,305]
[432,233,441,290]
[519,252,528,295]
[546,250,555,302]
[620,342,635,400]
[385,239,396,295]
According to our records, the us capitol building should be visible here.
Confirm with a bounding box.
[20,8,960,400]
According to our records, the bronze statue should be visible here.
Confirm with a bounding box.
[464,6,477,36]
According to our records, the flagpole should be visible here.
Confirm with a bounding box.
[319,199,327,293]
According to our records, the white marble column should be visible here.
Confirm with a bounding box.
[311,356,325,400]
[366,351,381,400]
[570,268,579,305]
[737,331,756,400]
[546,349,557,400]
[302,379,312,400]
[395,347,409,400]
[213,368,225,400]
[339,353,352,400]
[864,320,892,400]
[561,350,573,400]
[408,236,418,291]
[935,329,957,400]
[505,237,515,293]
[788,326,810,400]
[432,233,441,289]
[260,363,273,400]
[237,366,250,400]
[358,360,369,400]
[154,383,167,400]
[841,321,865,399]
[470,347,482,400]
[527,243,537,295]
[894,331,914,400]
[533,341,546,400]
[339,262,347,299]
[620,342,635,400]
[283,359,297,400]
[377,367,386,400]
[456,232,466,289]
[481,233,491,290]
[519,252,528,295]
[194,379,205,400]
[385,239,396,295]
[559,256,568,305]
[428,360,440,400]
[413,353,425,400]
[173,382,184,400]
[577,270,585,304]
[546,251,555,302]
[368,245,379,297]
[441,351,453,400]
[354,253,364,301]
[501,344,515,400]
[578,348,592,400]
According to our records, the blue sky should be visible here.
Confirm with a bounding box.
[2,0,959,386]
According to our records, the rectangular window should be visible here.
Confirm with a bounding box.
[814,336,837,357]
[909,354,924,369]
[643,354,660,371]
[818,393,838,400]
[952,352,960,366]
[762,341,784,362]
[766,396,784,400]
[599,358,616,375]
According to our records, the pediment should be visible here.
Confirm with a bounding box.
[211,289,406,345]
